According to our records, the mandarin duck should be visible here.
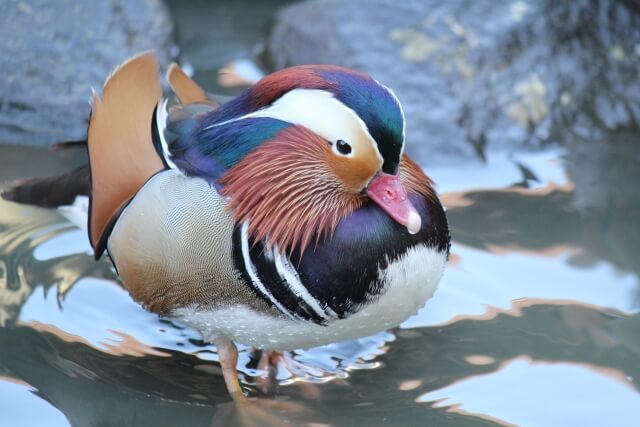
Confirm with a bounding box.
[1,52,449,399]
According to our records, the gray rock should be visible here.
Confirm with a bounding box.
[269,0,640,165]
[0,0,175,146]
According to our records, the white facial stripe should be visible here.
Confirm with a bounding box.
[205,89,383,163]
[251,89,381,161]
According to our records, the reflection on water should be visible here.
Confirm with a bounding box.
[1,0,638,422]
[1,136,639,426]
[420,357,640,426]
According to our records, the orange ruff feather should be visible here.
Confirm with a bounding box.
[87,52,164,252]
[166,62,209,105]
[399,154,437,202]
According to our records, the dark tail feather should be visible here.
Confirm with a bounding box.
[51,139,88,151]
[1,165,90,208]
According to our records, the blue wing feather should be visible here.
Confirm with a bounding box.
[165,103,290,183]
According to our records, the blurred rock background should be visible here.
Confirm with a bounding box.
[0,0,175,146]
[1,0,638,166]
[269,0,640,163]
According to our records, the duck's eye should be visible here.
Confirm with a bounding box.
[336,140,352,155]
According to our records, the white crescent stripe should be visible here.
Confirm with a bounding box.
[272,245,337,320]
[240,222,296,320]
[155,98,179,170]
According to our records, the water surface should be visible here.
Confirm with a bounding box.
[1,138,639,426]
[1,0,639,424]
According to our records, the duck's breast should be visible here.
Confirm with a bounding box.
[174,194,449,350]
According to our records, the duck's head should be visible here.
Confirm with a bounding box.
[204,65,431,253]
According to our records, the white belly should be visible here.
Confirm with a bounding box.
[174,244,447,350]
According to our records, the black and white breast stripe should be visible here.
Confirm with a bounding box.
[231,222,337,325]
